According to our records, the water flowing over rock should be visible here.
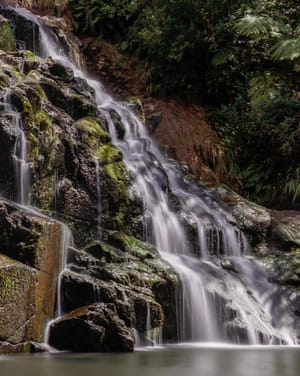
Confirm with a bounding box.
[0,6,300,354]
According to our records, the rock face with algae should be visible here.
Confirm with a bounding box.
[0,199,62,352]
[0,13,179,353]
[2,8,300,353]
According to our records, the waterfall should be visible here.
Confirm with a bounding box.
[94,156,102,239]
[2,90,30,205]
[8,7,299,346]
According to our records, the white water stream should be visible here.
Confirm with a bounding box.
[2,90,30,205]
[2,6,299,346]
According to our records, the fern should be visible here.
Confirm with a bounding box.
[284,173,300,202]
[248,71,280,111]
[270,38,300,61]
[236,15,287,39]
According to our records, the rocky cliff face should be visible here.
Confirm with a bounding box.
[1,7,300,353]
[0,199,62,353]
[0,13,179,353]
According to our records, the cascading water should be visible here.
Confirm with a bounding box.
[1,90,30,205]
[7,6,300,346]
[94,156,102,239]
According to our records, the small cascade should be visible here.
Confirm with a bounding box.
[144,302,162,347]
[94,156,102,239]
[56,225,74,317]
[2,90,31,205]
[8,6,300,347]
[43,223,74,346]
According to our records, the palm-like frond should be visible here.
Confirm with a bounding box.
[270,38,300,61]
[236,15,289,39]
[248,71,279,110]
[284,168,300,202]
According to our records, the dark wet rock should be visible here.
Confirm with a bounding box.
[40,78,97,120]
[0,199,62,345]
[0,341,47,354]
[215,185,271,245]
[0,113,18,199]
[61,270,118,312]
[0,48,143,246]
[48,303,134,352]
[271,212,300,249]
[59,235,179,341]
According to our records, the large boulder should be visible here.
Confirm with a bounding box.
[58,234,179,342]
[48,303,134,352]
[215,185,271,245]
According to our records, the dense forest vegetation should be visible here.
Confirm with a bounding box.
[67,0,300,207]
[5,0,300,207]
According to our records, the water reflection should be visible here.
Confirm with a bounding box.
[1,346,300,376]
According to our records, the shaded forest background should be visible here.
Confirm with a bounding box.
[2,0,300,207]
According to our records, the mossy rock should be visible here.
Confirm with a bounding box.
[75,116,110,150]
[84,241,128,263]
[40,78,96,120]
[107,232,158,260]
[272,218,300,247]
[216,185,271,243]
[96,144,122,165]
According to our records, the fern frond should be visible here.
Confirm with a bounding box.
[211,49,233,66]
[270,38,300,61]
[236,15,287,39]
[248,71,279,110]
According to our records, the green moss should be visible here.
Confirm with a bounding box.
[10,66,23,82]
[0,73,9,89]
[35,111,52,130]
[31,176,55,211]
[24,51,39,61]
[22,99,33,117]
[96,144,122,165]
[104,161,129,194]
[108,232,157,260]
[0,266,22,301]
[76,117,111,149]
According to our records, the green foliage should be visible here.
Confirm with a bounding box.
[284,168,300,202]
[69,0,139,36]
[270,38,300,61]
[0,22,16,52]
[236,15,289,39]
[68,0,300,206]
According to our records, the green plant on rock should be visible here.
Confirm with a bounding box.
[0,22,16,52]
[284,168,300,203]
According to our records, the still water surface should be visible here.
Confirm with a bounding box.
[1,345,300,376]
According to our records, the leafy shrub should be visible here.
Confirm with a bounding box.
[0,22,16,52]
[69,0,139,36]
